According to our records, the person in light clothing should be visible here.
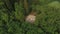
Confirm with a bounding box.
[26,11,36,23]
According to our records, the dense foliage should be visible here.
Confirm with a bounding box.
[0,0,60,34]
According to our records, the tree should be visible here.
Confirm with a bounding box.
[0,0,60,34]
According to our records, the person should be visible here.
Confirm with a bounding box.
[25,11,36,23]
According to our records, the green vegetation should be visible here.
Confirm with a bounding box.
[0,0,60,34]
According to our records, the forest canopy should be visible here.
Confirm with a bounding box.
[0,0,60,34]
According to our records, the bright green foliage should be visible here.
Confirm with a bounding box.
[14,3,24,21]
[0,0,60,34]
